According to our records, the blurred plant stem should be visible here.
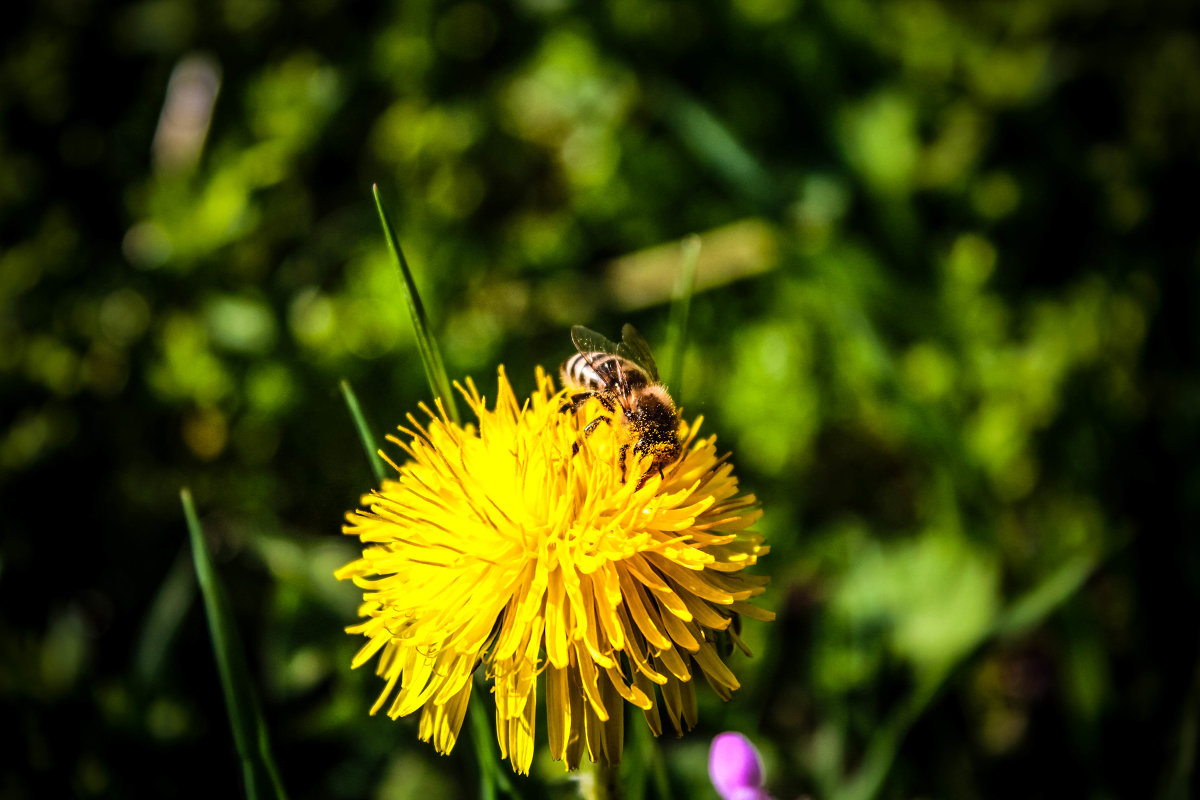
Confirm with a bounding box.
[625,718,671,800]
[651,80,781,212]
[583,753,622,800]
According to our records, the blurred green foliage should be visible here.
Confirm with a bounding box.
[2,0,1198,798]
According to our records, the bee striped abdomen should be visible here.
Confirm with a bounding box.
[561,353,648,393]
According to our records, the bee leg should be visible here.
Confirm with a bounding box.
[618,443,629,482]
[583,416,612,437]
[570,415,613,458]
[558,392,589,414]
[560,391,616,414]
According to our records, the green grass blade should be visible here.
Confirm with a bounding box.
[468,696,522,800]
[340,379,386,485]
[663,234,700,404]
[133,547,195,684]
[654,82,780,211]
[182,488,289,800]
[372,184,461,426]
[990,550,1098,638]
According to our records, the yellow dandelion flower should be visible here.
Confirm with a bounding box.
[336,366,773,775]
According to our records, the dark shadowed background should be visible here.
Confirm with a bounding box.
[2,0,1199,797]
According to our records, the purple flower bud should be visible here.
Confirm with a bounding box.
[709,732,772,800]
[726,788,772,800]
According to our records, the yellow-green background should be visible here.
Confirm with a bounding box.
[2,0,1196,797]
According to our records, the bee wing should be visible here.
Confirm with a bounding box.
[617,323,660,381]
[570,325,621,356]
[571,324,637,409]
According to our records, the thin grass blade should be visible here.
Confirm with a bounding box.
[133,547,195,684]
[340,379,386,485]
[663,234,700,403]
[182,488,289,800]
[372,184,461,425]
[468,696,520,800]
[990,550,1098,638]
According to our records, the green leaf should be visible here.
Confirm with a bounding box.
[372,184,462,426]
[182,488,289,800]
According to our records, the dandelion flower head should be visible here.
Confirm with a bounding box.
[337,366,773,774]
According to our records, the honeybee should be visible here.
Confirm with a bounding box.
[560,323,682,484]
